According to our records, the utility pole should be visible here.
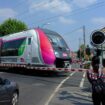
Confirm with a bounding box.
[83,25,86,60]
[79,38,81,59]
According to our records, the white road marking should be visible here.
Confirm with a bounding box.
[79,72,86,88]
[44,72,76,105]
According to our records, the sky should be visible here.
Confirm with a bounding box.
[0,0,105,51]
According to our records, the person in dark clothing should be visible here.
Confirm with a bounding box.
[91,55,100,73]
[92,49,101,72]
[87,49,105,105]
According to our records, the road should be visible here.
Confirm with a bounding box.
[0,67,93,105]
[49,71,92,105]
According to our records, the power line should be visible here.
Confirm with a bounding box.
[16,1,48,18]
[5,0,105,27]
[4,1,105,34]
[1,0,104,23]
[34,1,105,25]
[2,1,105,35]
[1,0,71,32]
[63,26,83,35]
[16,0,73,19]
[14,0,94,19]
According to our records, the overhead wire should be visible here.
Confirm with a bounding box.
[15,0,73,19]
[5,0,105,27]
[2,0,105,21]
[16,1,48,18]
[1,0,105,36]
[22,0,105,27]
[2,0,64,30]
[16,0,73,20]
[3,0,73,30]
[63,26,83,35]
[33,1,105,25]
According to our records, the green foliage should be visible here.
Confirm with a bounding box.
[80,44,85,50]
[0,18,28,36]
[77,44,85,59]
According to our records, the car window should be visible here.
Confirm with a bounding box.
[4,79,10,85]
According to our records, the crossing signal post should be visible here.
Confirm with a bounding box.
[90,30,105,71]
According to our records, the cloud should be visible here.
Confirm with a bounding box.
[30,0,72,13]
[59,17,75,25]
[92,17,105,26]
[73,0,97,8]
[0,8,17,21]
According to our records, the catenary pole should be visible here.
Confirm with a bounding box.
[83,25,86,60]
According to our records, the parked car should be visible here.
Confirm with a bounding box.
[0,77,19,105]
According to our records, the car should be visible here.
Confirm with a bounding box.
[0,77,19,105]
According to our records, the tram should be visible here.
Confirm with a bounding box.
[0,28,71,68]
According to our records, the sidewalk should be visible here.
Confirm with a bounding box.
[49,86,93,105]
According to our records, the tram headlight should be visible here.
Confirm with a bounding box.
[55,52,59,57]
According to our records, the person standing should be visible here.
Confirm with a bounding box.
[87,49,105,105]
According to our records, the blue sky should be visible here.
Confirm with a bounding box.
[0,0,105,51]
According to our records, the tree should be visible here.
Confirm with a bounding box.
[0,18,28,36]
[77,44,85,59]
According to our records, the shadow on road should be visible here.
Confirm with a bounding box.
[0,68,69,77]
[57,90,92,105]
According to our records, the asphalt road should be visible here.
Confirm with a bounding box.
[49,72,92,105]
[0,66,92,105]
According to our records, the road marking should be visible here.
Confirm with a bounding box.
[44,72,76,105]
[79,72,86,88]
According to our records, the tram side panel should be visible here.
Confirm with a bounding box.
[0,30,42,66]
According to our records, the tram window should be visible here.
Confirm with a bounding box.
[47,35,67,47]
[28,38,31,45]
[1,38,26,56]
